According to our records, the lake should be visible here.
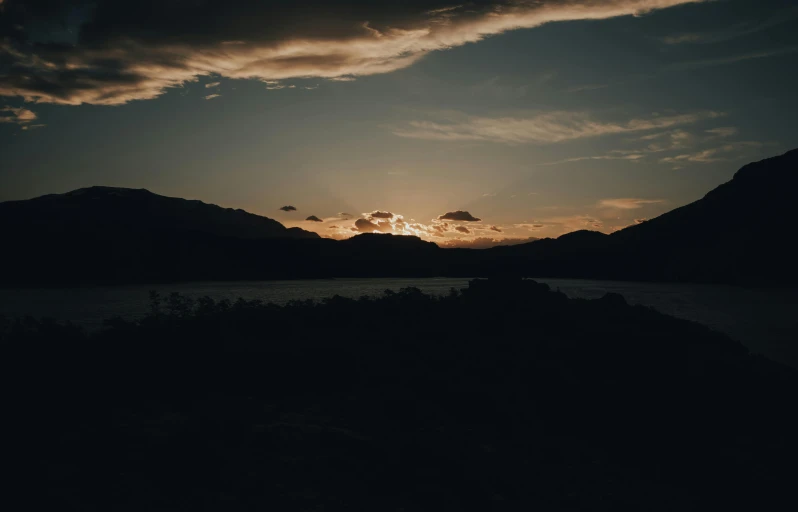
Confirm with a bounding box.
[2,277,797,368]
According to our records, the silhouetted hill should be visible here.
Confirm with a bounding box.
[0,186,324,285]
[1,150,796,285]
[605,148,798,282]
[469,149,798,283]
[7,278,798,510]
[0,186,319,240]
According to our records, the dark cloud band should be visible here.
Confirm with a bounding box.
[0,0,706,105]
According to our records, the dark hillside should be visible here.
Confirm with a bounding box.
[7,278,797,510]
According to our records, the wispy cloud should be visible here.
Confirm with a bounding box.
[204,94,221,100]
[469,76,531,100]
[661,9,798,45]
[705,127,738,138]
[599,198,664,209]
[659,141,766,164]
[636,128,694,151]
[0,0,709,105]
[1,106,39,127]
[541,153,645,166]
[566,83,609,93]
[394,110,723,145]
[515,215,605,232]
[542,123,743,166]
[205,82,221,88]
[671,47,798,71]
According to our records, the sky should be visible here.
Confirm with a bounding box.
[1,0,797,247]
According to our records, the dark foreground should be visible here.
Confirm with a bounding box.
[7,279,798,511]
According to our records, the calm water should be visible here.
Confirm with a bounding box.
[2,278,797,367]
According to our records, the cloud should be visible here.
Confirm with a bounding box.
[438,236,540,249]
[341,209,492,239]
[661,33,703,44]
[1,106,37,126]
[439,210,481,222]
[431,224,448,235]
[328,225,340,229]
[368,211,394,219]
[338,212,353,218]
[0,0,708,105]
[469,76,531,100]
[21,124,46,130]
[204,94,221,100]
[306,215,323,222]
[515,215,605,233]
[599,198,664,209]
[354,218,384,233]
[490,226,502,232]
[635,218,647,224]
[637,128,694,152]
[394,111,723,145]
[567,83,610,93]
[670,47,798,71]
[280,205,297,212]
[705,127,738,138]
[659,141,766,164]
[541,153,645,165]
[455,226,470,234]
[542,124,740,165]
[661,9,798,45]
[205,82,221,88]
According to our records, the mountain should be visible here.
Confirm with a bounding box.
[605,148,798,282]
[1,150,796,285]
[0,187,445,285]
[0,186,319,240]
[0,186,322,285]
[473,148,798,284]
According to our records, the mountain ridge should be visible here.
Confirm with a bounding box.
[1,149,796,285]
[479,148,797,283]
[0,185,320,241]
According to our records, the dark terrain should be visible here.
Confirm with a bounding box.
[447,148,798,283]
[7,278,797,510]
[2,149,796,286]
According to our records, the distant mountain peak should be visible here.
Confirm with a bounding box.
[557,230,608,241]
[1,186,319,240]
[730,148,798,183]
[64,186,155,197]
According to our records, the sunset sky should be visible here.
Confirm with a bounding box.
[1,0,797,247]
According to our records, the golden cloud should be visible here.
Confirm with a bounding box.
[0,0,708,105]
